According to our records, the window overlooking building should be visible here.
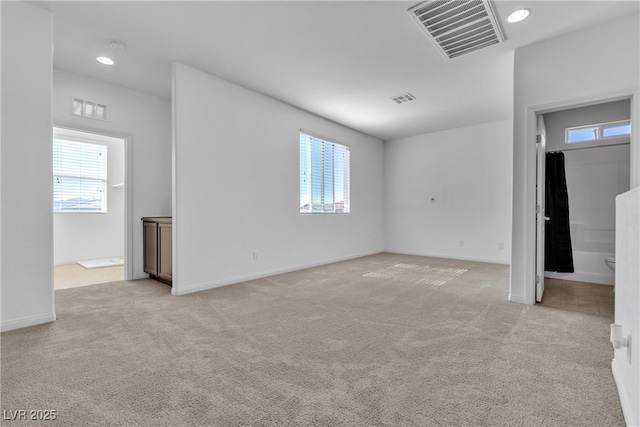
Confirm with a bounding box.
[53,138,108,213]
[566,120,631,144]
[299,132,350,214]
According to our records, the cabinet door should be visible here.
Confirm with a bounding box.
[143,222,158,275]
[158,223,172,281]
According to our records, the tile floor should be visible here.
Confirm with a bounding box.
[539,278,614,317]
[54,263,124,290]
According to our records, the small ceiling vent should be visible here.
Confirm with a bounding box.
[392,93,417,104]
[408,0,505,59]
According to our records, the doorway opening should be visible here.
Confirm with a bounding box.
[53,127,127,289]
[534,98,632,316]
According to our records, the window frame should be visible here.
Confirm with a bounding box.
[565,119,631,145]
[299,131,351,215]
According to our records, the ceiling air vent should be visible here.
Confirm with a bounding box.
[408,0,505,59]
[392,93,417,104]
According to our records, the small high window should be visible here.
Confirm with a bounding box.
[299,132,350,214]
[72,98,107,121]
[566,120,631,144]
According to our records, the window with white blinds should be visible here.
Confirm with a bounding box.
[53,139,107,213]
[299,132,350,214]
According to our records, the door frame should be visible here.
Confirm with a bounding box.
[525,88,639,304]
[535,114,547,302]
[52,122,134,282]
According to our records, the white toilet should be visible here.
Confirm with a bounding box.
[605,256,616,271]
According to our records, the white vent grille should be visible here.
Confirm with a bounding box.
[392,93,417,104]
[408,0,505,59]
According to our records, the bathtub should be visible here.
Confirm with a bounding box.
[545,251,615,285]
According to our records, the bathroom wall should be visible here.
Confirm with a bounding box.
[544,100,630,152]
[543,101,631,284]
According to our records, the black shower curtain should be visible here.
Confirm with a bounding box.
[545,152,574,273]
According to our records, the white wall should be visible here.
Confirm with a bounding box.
[384,120,512,264]
[1,2,55,331]
[53,69,172,279]
[510,14,640,305]
[53,129,125,265]
[172,63,384,295]
[511,13,640,425]
[613,187,640,427]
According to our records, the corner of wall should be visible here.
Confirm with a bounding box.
[1,1,55,331]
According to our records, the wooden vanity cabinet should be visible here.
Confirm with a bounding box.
[142,217,172,286]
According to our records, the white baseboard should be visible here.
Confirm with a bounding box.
[1,312,56,332]
[508,294,528,304]
[384,249,510,266]
[54,259,77,266]
[612,359,637,427]
[132,273,150,280]
[171,250,383,296]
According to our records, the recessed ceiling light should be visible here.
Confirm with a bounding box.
[96,56,115,65]
[507,8,530,23]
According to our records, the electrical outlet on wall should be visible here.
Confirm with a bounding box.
[424,194,437,204]
[253,251,258,261]
[459,240,464,247]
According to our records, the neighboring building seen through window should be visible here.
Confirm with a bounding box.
[566,120,631,144]
[53,138,108,213]
[299,132,350,214]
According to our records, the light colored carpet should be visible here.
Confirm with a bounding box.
[1,253,623,426]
